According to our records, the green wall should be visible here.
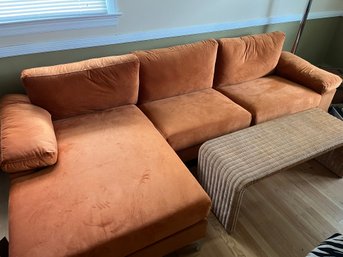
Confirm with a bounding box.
[297,16,342,67]
[326,16,343,68]
[0,17,342,96]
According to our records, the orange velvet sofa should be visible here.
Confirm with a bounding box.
[1,31,341,257]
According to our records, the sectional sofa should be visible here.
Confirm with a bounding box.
[1,31,341,257]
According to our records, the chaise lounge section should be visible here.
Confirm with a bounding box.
[1,55,211,257]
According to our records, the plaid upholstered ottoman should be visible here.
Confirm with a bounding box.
[198,108,343,233]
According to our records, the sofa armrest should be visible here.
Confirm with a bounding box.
[0,94,58,173]
[276,51,342,94]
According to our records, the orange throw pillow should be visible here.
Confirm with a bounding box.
[0,94,58,173]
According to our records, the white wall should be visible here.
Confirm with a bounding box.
[116,0,343,33]
[1,0,343,57]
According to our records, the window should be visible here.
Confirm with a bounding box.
[0,0,121,57]
[0,0,114,24]
[0,0,120,39]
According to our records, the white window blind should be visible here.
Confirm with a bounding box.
[0,0,110,24]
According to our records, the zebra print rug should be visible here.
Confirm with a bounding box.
[307,233,343,257]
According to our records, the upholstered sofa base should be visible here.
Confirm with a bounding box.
[129,219,207,257]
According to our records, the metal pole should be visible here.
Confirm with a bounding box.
[291,0,313,54]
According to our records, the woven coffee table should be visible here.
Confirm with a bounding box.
[198,108,343,233]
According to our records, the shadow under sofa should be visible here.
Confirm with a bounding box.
[1,31,342,257]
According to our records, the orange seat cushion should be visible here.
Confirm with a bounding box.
[8,105,211,257]
[217,76,321,124]
[139,89,252,151]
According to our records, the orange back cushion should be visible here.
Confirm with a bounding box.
[135,39,218,103]
[22,54,139,120]
[214,31,286,87]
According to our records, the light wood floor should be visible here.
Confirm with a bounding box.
[169,160,343,257]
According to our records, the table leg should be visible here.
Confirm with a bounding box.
[316,147,343,177]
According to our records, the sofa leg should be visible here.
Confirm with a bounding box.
[0,237,8,257]
[165,241,202,256]
[185,241,202,252]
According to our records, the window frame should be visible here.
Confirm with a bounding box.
[0,0,121,37]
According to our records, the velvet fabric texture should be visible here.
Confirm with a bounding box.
[22,54,140,120]
[139,89,252,151]
[9,105,211,257]
[135,39,218,103]
[217,76,321,124]
[276,51,342,94]
[0,94,57,173]
[214,31,286,87]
